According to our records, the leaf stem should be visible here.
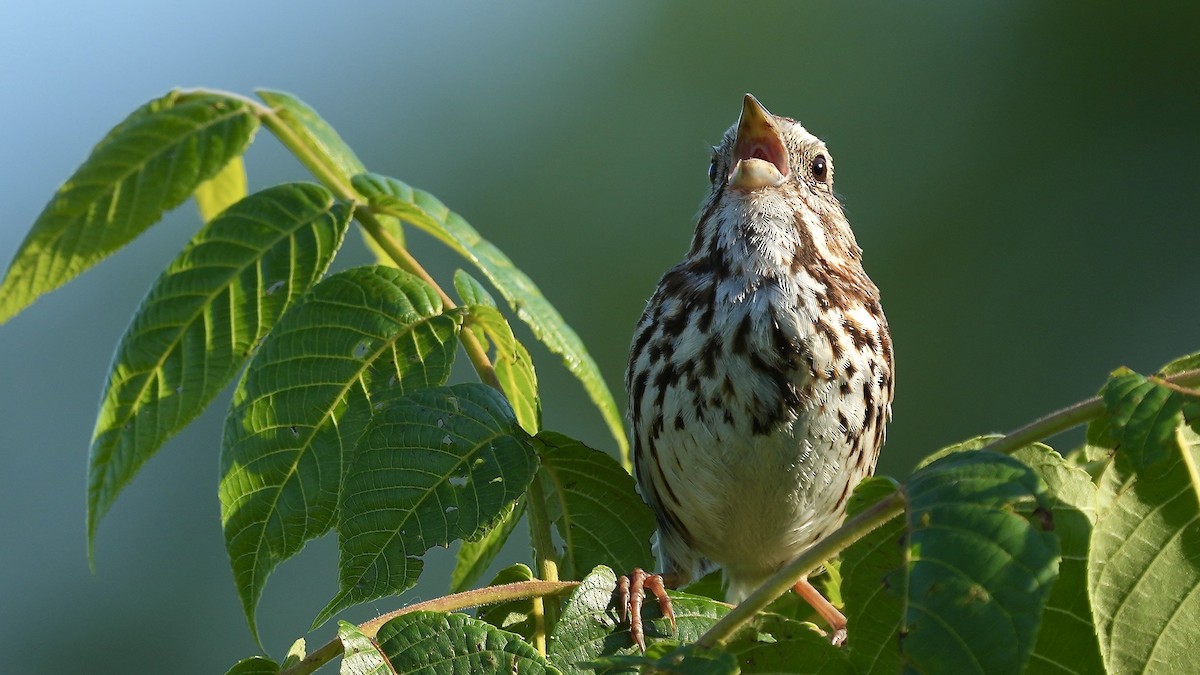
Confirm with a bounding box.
[279,579,578,675]
[230,87,502,392]
[524,472,562,655]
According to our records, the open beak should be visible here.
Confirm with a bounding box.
[729,94,789,190]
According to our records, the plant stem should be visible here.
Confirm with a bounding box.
[695,367,1200,648]
[240,88,502,391]
[524,473,562,655]
[279,579,578,675]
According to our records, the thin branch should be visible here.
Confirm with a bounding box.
[279,580,579,675]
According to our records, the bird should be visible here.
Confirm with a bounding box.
[619,94,894,650]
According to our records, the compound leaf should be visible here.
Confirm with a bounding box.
[88,183,349,557]
[1,90,259,323]
[220,266,460,641]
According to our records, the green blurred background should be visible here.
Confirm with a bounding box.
[2,3,1197,672]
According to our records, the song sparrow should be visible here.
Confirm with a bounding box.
[620,94,894,649]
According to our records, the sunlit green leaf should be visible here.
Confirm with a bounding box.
[535,432,654,581]
[0,91,259,323]
[315,384,539,627]
[256,89,405,258]
[1088,370,1200,675]
[455,269,541,434]
[337,621,391,675]
[451,498,525,594]
[1095,368,1188,469]
[842,453,1059,674]
[1011,445,1102,675]
[374,611,559,674]
[1159,351,1200,376]
[194,155,248,222]
[281,639,306,669]
[220,266,461,641]
[88,183,349,558]
[352,172,628,467]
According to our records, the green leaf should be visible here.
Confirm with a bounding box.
[194,155,248,222]
[1088,373,1200,674]
[451,498,525,594]
[255,89,405,258]
[1096,368,1187,469]
[0,91,259,323]
[535,432,655,580]
[840,476,905,675]
[548,566,823,675]
[457,270,541,434]
[476,563,537,640]
[224,656,279,675]
[315,384,540,627]
[374,611,559,674]
[352,172,628,466]
[1011,445,1103,675]
[901,451,1059,674]
[337,621,391,675]
[88,183,349,558]
[220,266,461,641]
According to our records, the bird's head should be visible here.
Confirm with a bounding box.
[708,94,836,204]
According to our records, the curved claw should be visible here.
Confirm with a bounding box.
[616,568,676,651]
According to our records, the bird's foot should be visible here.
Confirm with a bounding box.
[616,567,676,651]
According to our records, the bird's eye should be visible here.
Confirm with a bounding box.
[812,154,828,183]
[708,155,719,183]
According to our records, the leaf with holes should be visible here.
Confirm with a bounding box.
[352,172,627,466]
[1,90,259,323]
[314,384,539,627]
[374,611,558,674]
[535,432,654,581]
[337,621,391,675]
[220,266,461,641]
[1011,445,1102,675]
[88,183,349,558]
[901,451,1059,673]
